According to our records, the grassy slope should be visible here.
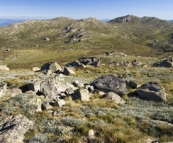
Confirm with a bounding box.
[1,16,172,68]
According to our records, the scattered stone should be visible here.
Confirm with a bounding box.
[0,114,34,143]
[73,88,91,101]
[32,67,40,72]
[91,75,128,96]
[105,92,126,104]
[136,82,166,101]
[63,66,76,75]
[0,82,7,98]
[0,65,10,70]
[79,56,100,67]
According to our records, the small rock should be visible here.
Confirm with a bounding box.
[32,67,40,72]
[105,92,126,104]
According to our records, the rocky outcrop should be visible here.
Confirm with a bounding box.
[0,82,7,98]
[41,62,62,75]
[153,59,173,67]
[0,114,34,143]
[91,75,128,96]
[105,92,126,104]
[136,82,166,101]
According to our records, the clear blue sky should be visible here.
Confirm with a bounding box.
[0,0,173,20]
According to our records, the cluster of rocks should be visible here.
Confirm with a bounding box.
[67,56,100,67]
[32,61,76,76]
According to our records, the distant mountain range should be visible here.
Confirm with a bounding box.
[0,19,26,26]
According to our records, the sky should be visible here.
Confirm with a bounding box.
[0,0,173,20]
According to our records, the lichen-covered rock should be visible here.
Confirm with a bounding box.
[0,114,34,143]
[91,75,128,96]
[136,82,166,101]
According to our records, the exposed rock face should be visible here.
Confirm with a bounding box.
[153,59,173,67]
[78,56,100,67]
[136,82,166,101]
[91,75,128,96]
[0,82,7,98]
[0,65,9,70]
[105,92,126,104]
[41,62,62,75]
[0,114,34,143]
[108,15,136,23]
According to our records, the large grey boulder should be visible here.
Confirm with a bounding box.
[153,59,173,67]
[91,75,128,96]
[40,75,76,99]
[0,114,34,143]
[105,92,126,104]
[136,82,166,101]
[41,62,62,75]
[0,82,7,98]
